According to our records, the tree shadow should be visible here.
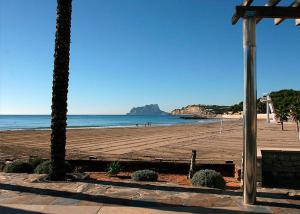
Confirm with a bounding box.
[0,183,249,214]
[256,201,300,209]
[0,205,41,214]
[83,178,300,201]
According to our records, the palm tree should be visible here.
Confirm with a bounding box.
[49,0,72,181]
[274,105,289,131]
[290,101,300,139]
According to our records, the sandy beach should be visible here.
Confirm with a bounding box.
[1,119,299,166]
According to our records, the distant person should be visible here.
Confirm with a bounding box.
[136,123,138,127]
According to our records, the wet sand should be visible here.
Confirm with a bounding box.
[1,120,299,165]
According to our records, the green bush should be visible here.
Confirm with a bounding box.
[4,160,34,173]
[29,157,46,169]
[107,161,121,177]
[34,160,51,174]
[192,169,225,189]
[34,160,73,174]
[132,169,158,181]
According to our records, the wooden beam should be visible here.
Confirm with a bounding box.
[274,1,300,25]
[232,0,254,25]
[232,6,300,25]
[256,0,281,24]
[241,0,254,6]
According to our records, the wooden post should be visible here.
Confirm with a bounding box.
[188,150,197,179]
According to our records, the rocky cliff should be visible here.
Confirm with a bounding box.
[171,105,217,118]
[127,104,168,115]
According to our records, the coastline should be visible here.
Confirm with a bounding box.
[0,117,223,131]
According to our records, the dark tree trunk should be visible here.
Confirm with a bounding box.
[49,0,72,181]
[298,121,300,141]
[281,120,284,131]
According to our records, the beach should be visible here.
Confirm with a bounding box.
[1,119,299,165]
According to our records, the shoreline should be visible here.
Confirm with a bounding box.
[0,118,224,132]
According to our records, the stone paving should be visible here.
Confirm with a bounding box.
[0,173,299,214]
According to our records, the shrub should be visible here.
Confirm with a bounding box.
[192,169,225,189]
[132,169,158,181]
[34,160,73,174]
[29,157,46,169]
[107,161,121,177]
[4,160,34,173]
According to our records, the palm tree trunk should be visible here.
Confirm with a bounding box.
[281,120,284,131]
[297,121,300,141]
[49,0,72,181]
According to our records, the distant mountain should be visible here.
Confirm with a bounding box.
[127,104,168,115]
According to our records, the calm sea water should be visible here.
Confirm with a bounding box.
[0,115,220,131]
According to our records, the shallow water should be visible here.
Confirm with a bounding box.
[0,115,220,130]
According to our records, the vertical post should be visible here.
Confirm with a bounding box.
[266,95,270,124]
[220,119,223,134]
[243,14,257,205]
[188,150,197,179]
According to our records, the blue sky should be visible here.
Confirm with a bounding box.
[0,0,299,114]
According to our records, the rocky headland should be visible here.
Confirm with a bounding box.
[171,105,217,119]
[127,104,168,116]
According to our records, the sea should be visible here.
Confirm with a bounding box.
[0,115,220,131]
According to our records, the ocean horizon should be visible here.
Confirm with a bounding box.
[0,115,220,131]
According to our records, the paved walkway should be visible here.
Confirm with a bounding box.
[0,173,299,213]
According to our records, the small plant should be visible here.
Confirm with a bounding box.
[29,157,46,169]
[192,169,225,189]
[107,161,121,177]
[34,160,51,174]
[131,169,158,181]
[35,160,73,174]
[4,160,34,173]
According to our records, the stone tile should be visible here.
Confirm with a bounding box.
[0,195,35,204]
[77,200,104,206]
[42,205,102,214]
[206,196,236,207]
[27,196,57,205]
[98,205,250,214]
[97,206,189,214]
[50,197,81,205]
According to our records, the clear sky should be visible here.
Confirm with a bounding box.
[0,0,299,114]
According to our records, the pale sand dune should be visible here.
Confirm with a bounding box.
[1,120,299,165]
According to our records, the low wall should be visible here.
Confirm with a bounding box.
[68,160,236,177]
[258,148,300,189]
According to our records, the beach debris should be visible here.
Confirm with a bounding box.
[89,156,97,160]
